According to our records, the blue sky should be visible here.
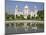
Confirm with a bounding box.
[5,0,44,15]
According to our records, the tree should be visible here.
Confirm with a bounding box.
[27,15,31,20]
[20,15,24,20]
[16,15,20,20]
[37,10,44,20]
[32,16,35,20]
[36,15,41,20]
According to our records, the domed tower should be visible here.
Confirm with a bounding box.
[15,5,19,18]
[24,5,29,19]
[32,6,38,17]
[33,6,38,17]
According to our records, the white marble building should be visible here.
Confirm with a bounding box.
[15,5,38,19]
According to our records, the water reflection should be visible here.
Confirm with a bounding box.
[5,22,44,34]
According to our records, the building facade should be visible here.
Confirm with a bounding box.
[15,5,38,19]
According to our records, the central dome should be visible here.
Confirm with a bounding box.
[24,5,29,9]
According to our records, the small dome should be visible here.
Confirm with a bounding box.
[24,5,29,9]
